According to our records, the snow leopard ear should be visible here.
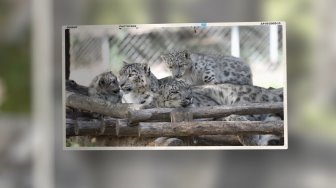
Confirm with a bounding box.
[143,63,151,76]
[122,61,128,66]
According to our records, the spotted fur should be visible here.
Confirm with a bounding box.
[193,84,283,105]
[118,62,160,105]
[153,79,218,108]
[193,84,283,146]
[155,79,284,146]
[161,50,253,86]
[88,71,121,103]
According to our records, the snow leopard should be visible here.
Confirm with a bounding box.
[152,79,218,108]
[88,71,122,103]
[118,62,185,145]
[155,79,284,146]
[161,50,253,86]
[118,61,173,105]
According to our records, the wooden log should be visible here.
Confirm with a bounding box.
[116,119,138,137]
[113,119,212,137]
[66,91,144,118]
[162,108,193,146]
[138,120,284,137]
[128,102,283,123]
[66,117,117,137]
[104,118,118,136]
[170,108,193,122]
[192,103,283,119]
[66,136,159,147]
[128,107,172,123]
[65,29,71,80]
[66,121,241,146]
[66,80,89,96]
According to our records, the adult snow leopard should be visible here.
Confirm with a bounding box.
[161,50,253,86]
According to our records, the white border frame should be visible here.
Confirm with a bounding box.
[62,22,287,150]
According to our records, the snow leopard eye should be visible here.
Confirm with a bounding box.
[99,80,105,86]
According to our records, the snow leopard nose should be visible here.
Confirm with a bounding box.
[181,103,189,107]
[112,88,120,94]
[181,99,192,107]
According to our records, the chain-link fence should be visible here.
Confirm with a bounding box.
[70,25,282,66]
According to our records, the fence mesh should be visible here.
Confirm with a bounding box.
[70,25,283,71]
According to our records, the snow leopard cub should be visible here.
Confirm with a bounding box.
[153,79,219,108]
[88,71,122,103]
[118,62,160,105]
[161,50,253,86]
[155,79,284,146]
